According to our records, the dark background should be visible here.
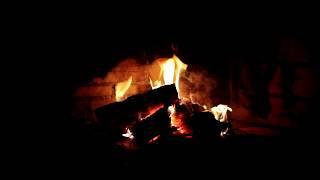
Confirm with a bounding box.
[16,11,319,173]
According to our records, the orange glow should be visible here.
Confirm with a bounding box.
[139,104,164,120]
[149,55,187,97]
[115,76,132,102]
[149,78,162,90]
[168,105,191,134]
[113,55,232,137]
[148,55,189,134]
[147,135,160,144]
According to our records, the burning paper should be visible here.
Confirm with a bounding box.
[211,104,232,123]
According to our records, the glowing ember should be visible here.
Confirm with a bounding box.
[139,104,164,120]
[115,76,132,102]
[168,105,176,123]
[147,135,161,144]
[211,104,232,122]
[122,128,134,139]
[168,105,191,134]
[220,127,230,137]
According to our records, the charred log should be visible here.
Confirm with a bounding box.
[131,107,171,145]
[179,99,206,113]
[95,84,178,131]
[172,104,193,135]
[189,112,223,142]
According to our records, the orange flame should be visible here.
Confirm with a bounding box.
[148,55,189,134]
[168,105,192,134]
[149,55,187,97]
[115,76,132,102]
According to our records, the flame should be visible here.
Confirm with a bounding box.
[211,104,232,123]
[168,105,191,134]
[149,55,187,97]
[173,55,188,98]
[122,127,134,139]
[115,76,132,102]
[149,79,162,90]
[168,105,181,132]
[149,55,189,134]
[112,55,232,137]
[162,58,175,85]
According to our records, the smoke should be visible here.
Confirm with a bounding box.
[180,66,218,107]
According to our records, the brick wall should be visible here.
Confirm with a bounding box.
[72,57,222,123]
[72,58,152,122]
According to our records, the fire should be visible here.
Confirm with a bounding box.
[116,54,232,138]
[168,105,175,120]
[148,55,189,133]
[211,104,232,123]
[149,55,187,97]
[149,79,162,90]
[115,76,132,102]
[168,105,190,134]
[173,55,188,98]
[162,58,175,85]
[122,127,134,139]
[139,104,164,120]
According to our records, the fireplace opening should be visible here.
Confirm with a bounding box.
[54,32,318,169]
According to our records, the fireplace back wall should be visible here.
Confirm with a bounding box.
[67,32,318,137]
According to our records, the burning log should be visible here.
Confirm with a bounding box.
[170,104,193,135]
[189,112,223,142]
[95,84,178,133]
[131,107,171,145]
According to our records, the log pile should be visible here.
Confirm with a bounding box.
[95,84,231,146]
[131,107,171,145]
[95,84,177,136]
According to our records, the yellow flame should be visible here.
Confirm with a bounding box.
[173,55,187,98]
[149,55,187,97]
[162,58,175,85]
[149,78,162,90]
[115,76,132,102]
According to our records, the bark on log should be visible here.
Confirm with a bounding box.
[189,112,222,142]
[131,107,171,145]
[95,84,178,132]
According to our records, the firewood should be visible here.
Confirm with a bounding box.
[95,84,178,128]
[189,112,222,142]
[171,104,193,135]
[131,107,171,145]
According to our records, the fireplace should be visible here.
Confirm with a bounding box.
[54,31,318,170]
